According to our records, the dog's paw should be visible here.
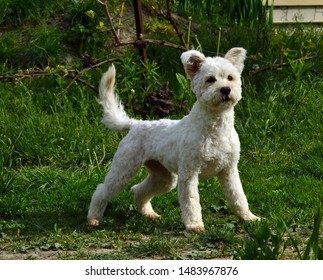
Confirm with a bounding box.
[141,208,160,219]
[241,211,261,222]
[185,224,205,234]
[88,218,100,227]
[137,203,161,219]
[145,212,160,219]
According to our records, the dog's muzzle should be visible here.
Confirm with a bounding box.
[220,87,231,102]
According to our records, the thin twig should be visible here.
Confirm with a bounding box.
[117,38,187,51]
[0,68,97,92]
[97,0,120,44]
[64,59,114,92]
[0,59,117,93]
[165,0,187,48]
[65,75,98,92]
[0,69,54,82]
[248,56,318,79]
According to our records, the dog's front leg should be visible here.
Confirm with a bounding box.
[218,166,260,221]
[178,171,205,233]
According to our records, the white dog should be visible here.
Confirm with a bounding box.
[87,48,260,233]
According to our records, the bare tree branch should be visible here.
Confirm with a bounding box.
[165,0,187,48]
[118,38,187,51]
[64,59,115,92]
[248,56,318,79]
[0,59,117,93]
[97,0,120,44]
[0,69,53,82]
[65,74,98,92]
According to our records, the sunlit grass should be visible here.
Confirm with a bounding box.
[1,74,322,259]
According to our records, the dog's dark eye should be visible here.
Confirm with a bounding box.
[206,77,216,83]
[228,75,233,81]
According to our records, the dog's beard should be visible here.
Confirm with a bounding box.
[221,95,231,103]
[216,93,238,107]
[202,96,235,111]
[221,89,241,107]
[199,88,241,110]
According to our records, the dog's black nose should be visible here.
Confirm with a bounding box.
[220,87,231,96]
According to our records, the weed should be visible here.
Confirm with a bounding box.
[235,207,323,260]
[284,207,323,260]
[175,72,195,108]
[127,234,180,259]
[0,0,62,26]
[223,0,273,27]
[0,26,67,68]
[113,54,162,116]
[235,220,287,260]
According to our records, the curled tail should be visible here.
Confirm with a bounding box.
[98,64,131,132]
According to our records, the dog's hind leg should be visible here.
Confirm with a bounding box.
[87,142,143,227]
[131,160,177,219]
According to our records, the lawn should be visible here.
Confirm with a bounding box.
[1,70,321,260]
[0,0,322,260]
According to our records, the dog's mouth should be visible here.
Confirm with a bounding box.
[221,95,231,103]
[220,94,235,105]
[219,95,239,108]
[208,89,239,108]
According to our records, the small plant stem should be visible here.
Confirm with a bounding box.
[217,27,221,56]
[187,16,192,48]
[117,1,125,38]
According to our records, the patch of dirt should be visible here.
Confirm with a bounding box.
[0,248,119,260]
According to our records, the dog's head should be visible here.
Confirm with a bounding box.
[181,48,246,111]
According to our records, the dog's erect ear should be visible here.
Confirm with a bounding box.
[181,50,206,80]
[224,48,246,74]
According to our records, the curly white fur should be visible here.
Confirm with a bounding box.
[87,48,260,233]
[98,64,131,132]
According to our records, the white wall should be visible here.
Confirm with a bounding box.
[264,0,323,23]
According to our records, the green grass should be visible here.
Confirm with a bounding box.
[1,74,322,260]
[0,0,62,27]
[0,0,322,260]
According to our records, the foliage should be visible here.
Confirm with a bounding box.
[235,221,287,260]
[172,0,272,27]
[235,207,322,260]
[0,0,63,26]
[66,0,113,57]
[285,207,323,260]
[171,0,221,22]
[23,26,68,67]
[145,17,177,37]
[114,54,162,115]
[223,0,273,27]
